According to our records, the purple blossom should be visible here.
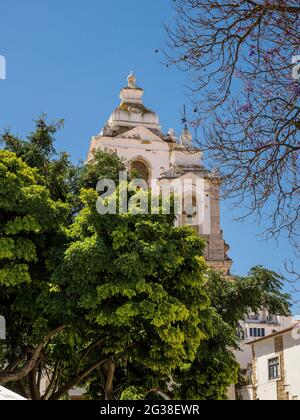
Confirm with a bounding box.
[240,102,254,113]
[265,48,280,57]
[263,89,273,98]
[294,85,300,96]
[245,80,254,93]
[287,82,300,96]
[249,44,256,57]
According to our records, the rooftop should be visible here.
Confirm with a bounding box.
[0,386,26,400]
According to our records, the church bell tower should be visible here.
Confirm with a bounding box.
[88,73,232,275]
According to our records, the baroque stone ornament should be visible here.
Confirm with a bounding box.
[127,71,137,88]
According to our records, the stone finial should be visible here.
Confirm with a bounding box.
[127,71,137,89]
[120,72,144,105]
[180,128,192,147]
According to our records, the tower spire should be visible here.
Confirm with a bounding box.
[180,105,192,147]
[182,105,188,130]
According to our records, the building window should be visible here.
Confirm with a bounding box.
[257,328,265,338]
[268,357,280,381]
[249,328,266,338]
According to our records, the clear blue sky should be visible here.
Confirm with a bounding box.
[0,0,299,305]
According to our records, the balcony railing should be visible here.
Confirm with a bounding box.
[244,317,279,325]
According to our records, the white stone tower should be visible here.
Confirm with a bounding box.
[88,73,232,275]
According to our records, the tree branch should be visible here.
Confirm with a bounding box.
[0,326,65,385]
[49,359,108,401]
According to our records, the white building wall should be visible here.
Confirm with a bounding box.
[255,337,278,400]
[203,179,211,235]
[89,134,174,196]
[235,315,294,371]
[91,136,171,183]
[283,332,300,400]
[247,328,300,400]
[91,132,212,235]
[241,315,293,343]
[167,174,210,235]
[235,343,253,370]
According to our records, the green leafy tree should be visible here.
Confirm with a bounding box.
[47,187,213,400]
[48,188,291,401]
[0,119,160,400]
[171,268,291,400]
[0,150,68,395]
[1,116,78,204]
[0,119,291,401]
[105,267,290,401]
[78,149,127,190]
[0,121,131,399]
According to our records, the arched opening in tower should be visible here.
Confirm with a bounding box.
[130,160,150,185]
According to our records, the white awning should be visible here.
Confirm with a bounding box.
[0,386,26,400]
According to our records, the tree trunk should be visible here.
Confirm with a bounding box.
[28,367,41,400]
[103,359,116,400]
